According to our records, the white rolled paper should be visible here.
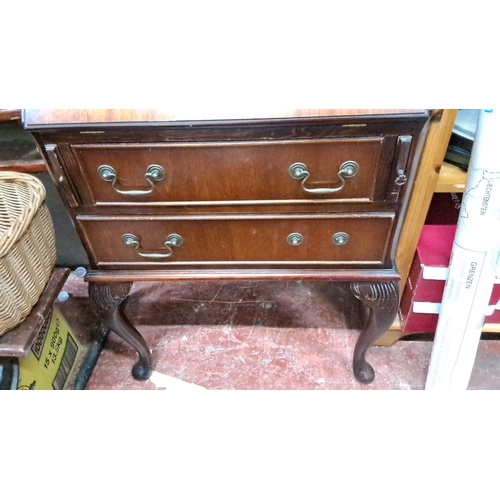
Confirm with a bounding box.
[425,109,500,390]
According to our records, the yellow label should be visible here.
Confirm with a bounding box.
[17,305,81,390]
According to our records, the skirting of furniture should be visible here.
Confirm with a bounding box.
[24,109,433,384]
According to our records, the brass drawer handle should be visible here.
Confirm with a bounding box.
[289,161,359,195]
[98,164,165,195]
[122,233,183,259]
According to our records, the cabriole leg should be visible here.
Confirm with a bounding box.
[88,282,152,381]
[350,281,399,384]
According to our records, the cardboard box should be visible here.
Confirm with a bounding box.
[17,305,82,390]
[399,225,500,333]
[0,269,103,390]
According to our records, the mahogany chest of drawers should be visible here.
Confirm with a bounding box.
[24,109,430,384]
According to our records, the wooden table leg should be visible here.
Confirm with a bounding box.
[351,281,399,384]
[88,282,152,381]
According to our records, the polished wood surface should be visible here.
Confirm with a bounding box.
[89,281,151,380]
[28,109,430,383]
[77,214,394,268]
[351,281,399,383]
[69,138,388,205]
[84,268,402,282]
[24,109,428,126]
[0,109,21,123]
[0,160,46,173]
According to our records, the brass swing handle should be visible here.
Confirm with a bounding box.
[98,164,165,196]
[289,161,359,195]
[122,233,183,259]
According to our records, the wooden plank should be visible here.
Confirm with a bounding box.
[84,268,401,282]
[395,109,458,295]
[23,108,428,127]
[0,269,69,357]
[374,317,403,346]
[0,109,21,123]
[381,110,458,347]
[435,161,467,192]
[376,320,500,346]
[0,160,47,173]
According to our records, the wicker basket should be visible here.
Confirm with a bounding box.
[0,172,56,336]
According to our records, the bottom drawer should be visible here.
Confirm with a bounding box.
[77,214,395,267]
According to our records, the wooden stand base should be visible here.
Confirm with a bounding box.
[88,279,399,385]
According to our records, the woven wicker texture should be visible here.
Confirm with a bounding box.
[0,172,56,335]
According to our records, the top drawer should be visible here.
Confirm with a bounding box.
[61,136,410,207]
